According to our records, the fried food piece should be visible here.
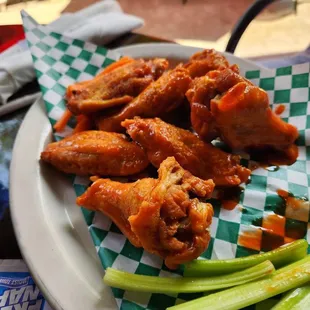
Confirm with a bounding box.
[186,66,244,142]
[184,49,230,78]
[186,68,299,164]
[77,157,214,269]
[160,98,192,129]
[97,67,192,132]
[122,118,250,187]
[66,58,169,115]
[40,131,148,176]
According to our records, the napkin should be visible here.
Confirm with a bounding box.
[0,0,143,116]
[22,11,310,310]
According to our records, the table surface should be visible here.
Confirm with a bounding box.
[1,26,310,260]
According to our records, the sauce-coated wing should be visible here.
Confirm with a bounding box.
[40,130,149,176]
[186,68,299,164]
[77,157,214,269]
[122,118,250,186]
[96,67,192,132]
[66,58,169,115]
[184,49,230,78]
[186,66,244,141]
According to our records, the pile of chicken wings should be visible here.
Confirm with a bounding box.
[41,49,298,269]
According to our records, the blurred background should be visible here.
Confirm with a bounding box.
[0,0,309,58]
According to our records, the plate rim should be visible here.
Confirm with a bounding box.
[9,43,268,310]
[10,99,65,310]
[114,42,265,70]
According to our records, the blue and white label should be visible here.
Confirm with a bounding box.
[0,277,30,289]
[0,261,50,310]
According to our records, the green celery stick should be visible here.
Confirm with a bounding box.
[271,285,310,310]
[103,260,274,294]
[167,255,310,310]
[184,239,307,277]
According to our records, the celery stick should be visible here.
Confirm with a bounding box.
[271,285,310,310]
[103,260,274,294]
[184,239,307,277]
[292,292,310,310]
[167,255,310,310]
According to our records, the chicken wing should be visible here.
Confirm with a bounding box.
[66,58,169,115]
[186,68,299,164]
[186,66,244,142]
[184,49,230,78]
[41,131,149,176]
[77,157,214,269]
[122,118,250,187]
[96,67,192,132]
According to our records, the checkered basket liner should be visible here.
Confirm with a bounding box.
[22,11,310,310]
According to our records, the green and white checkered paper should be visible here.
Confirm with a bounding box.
[22,11,310,310]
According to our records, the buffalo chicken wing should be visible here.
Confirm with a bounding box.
[122,118,250,186]
[186,68,299,164]
[66,58,168,115]
[77,157,214,269]
[96,67,192,132]
[184,49,230,78]
[41,130,149,176]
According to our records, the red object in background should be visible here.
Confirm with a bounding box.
[0,25,25,53]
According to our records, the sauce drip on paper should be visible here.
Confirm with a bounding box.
[238,189,309,251]
[275,104,285,115]
[217,186,244,210]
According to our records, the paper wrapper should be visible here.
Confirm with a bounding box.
[22,11,310,310]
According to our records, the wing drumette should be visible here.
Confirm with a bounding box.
[184,49,230,78]
[186,68,299,164]
[66,58,169,115]
[122,118,250,187]
[77,157,214,269]
[41,131,148,176]
[96,67,192,132]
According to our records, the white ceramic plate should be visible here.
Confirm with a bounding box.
[10,43,269,310]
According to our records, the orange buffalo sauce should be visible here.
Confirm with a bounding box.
[239,189,308,252]
[222,200,239,210]
[277,189,309,222]
[277,189,290,199]
[238,229,262,251]
[262,213,286,237]
[217,186,244,211]
[275,104,285,115]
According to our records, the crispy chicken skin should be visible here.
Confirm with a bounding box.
[40,131,149,176]
[77,157,214,269]
[96,67,192,132]
[122,118,250,187]
[186,66,244,142]
[66,58,169,115]
[184,49,230,78]
[186,68,299,164]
